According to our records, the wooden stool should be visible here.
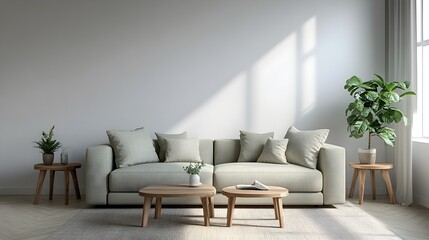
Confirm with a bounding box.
[33,163,81,205]
[348,162,395,204]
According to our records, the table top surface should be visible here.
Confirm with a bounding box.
[349,162,393,170]
[221,186,289,198]
[139,184,216,197]
[34,163,81,170]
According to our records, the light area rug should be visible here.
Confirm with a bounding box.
[48,202,400,240]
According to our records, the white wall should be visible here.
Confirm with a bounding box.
[0,0,386,195]
[412,141,429,207]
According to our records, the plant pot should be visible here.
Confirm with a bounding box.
[358,148,376,164]
[43,153,54,165]
[189,174,201,187]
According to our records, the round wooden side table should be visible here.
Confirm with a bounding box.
[33,163,81,205]
[222,186,289,228]
[348,162,395,204]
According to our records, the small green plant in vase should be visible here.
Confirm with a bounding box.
[183,162,205,186]
[344,74,415,164]
[34,125,62,165]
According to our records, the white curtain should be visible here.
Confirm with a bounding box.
[386,0,416,206]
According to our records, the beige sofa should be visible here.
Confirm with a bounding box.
[86,139,345,205]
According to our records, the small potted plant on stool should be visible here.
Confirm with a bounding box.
[34,125,62,165]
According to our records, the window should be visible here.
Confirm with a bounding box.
[415,0,429,137]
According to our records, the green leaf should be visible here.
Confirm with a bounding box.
[379,132,395,146]
[364,91,378,101]
[381,91,400,103]
[400,91,416,97]
[378,127,397,147]
[385,83,396,91]
[345,76,362,87]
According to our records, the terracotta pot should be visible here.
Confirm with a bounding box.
[358,148,376,164]
[43,153,54,165]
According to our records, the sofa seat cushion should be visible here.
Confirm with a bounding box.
[109,162,214,192]
[214,162,322,192]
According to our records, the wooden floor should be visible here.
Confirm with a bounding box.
[0,195,428,240]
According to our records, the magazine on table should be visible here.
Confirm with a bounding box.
[236,180,269,190]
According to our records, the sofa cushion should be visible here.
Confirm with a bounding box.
[109,162,214,192]
[214,162,322,192]
[164,138,202,163]
[257,138,289,164]
[155,132,187,161]
[285,126,329,169]
[237,131,274,162]
[106,128,159,168]
[214,139,240,165]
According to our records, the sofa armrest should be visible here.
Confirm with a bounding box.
[318,143,346,205]
[85,145,114,205]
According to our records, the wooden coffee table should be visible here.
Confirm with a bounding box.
[222,186,289,228]
[139,184,216,227]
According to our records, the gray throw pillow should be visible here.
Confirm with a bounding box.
[285,126,329,169]
[257,138,289,164]
[155,132,187,161]
[164,138,202,163]
[237,130,274,162]
[107,128,159,168]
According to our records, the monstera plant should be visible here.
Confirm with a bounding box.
[344,74,415,163]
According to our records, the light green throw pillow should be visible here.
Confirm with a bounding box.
[237,131,274,162]
[285,126,329,169]
[257,138,289,164]
[155,132,187,161]
[107,128,159,168]
[164,138,202,163]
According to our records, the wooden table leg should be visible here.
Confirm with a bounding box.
[33,170,47,205]
[64,169,69,205]
[348,169,359,198]
[226,197,236,227]
[370,170,376,200]
[49,170,55,200]
[381,170,395,204]
[209,195,215,218]
[358,169,366,204]
[141,196,153,227]
[70,169,81,199]
[155,197,162,219]
[273,198,279,220]
[201,197,210,226]
[276,197,285,228]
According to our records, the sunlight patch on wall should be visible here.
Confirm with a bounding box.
[300,16,317,116]
[168,72,247,138]
[168,15,318,137]
[249,32,298,133]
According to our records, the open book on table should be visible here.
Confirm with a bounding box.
[236,180,269,190]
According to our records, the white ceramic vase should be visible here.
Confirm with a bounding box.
[358,148,376,164]
[189,174,201,186]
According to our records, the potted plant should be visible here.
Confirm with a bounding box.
[34,125,62,165]
[183,162,205,186]
[344,74,415,164]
